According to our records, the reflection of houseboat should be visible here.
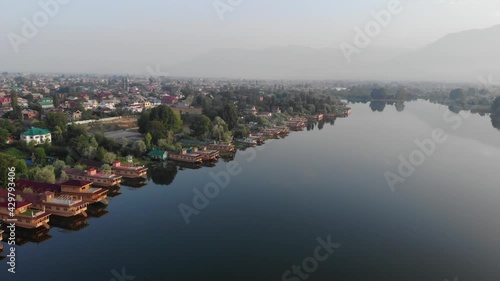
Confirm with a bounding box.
[111,161,148,179]
[168,150,203,163]
[235,138,257,146]
[0,188,87,218]
[63,167,122,187]
[0,230,3,250]
[49,215,89,231]
[207,142,235,152]
[59,180,109,204]
[187,147,219,161]
[0,197,50,229]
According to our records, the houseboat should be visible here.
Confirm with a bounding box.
[63,167,122,187]
[168,150,203,163]
[0,196,50,229]
[207,142,235,153]
[59,180,109,204]
[0,229,3,250]
[17,179,108,205]
[235,138,257,146]
[187,147,219,161]
[111,161,148,179]
[0,188,87,218]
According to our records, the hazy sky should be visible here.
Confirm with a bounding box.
[1,0,500,74]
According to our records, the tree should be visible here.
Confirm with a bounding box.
[103,152,116,164]
[145,132,153,150]
[138,105,182,135]
[190,115,212,139]
[0,128,9,145]
[449,89,465,101]
[220,105,239,130]
[45,112,68,134]
[65,155,75,166]
[101,164,112,175]
[34,147,47,166]
[97,146,107,161]
[0,153,19,186]
[60,170,69,180]
[132,140,147,157]
[371,88,387,100]
[31,166,56,184]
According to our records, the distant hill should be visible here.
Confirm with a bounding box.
[169,25,500,82]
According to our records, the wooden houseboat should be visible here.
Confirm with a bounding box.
[207,142,235,153]
[168,150,203,163]
[0,188,87,218]
[187,147,219,161]
[0,197,50,229]
[59,180,109,204]
[111,161,148,179]
[63,167,122,187]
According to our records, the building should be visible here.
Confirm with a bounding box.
[22,109,40,120]
[148,150,168,160]
[38,97,54,109]
[21,127,51,144]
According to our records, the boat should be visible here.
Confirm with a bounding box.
[168,150,203,163]
[0,229,3,250]
[111,161,148,179]
[187,147,219,161]
[207,142,235,152]
[63,167,122,187]
[0,188,88,218]
[59,180,109,204]
[235,138,257,146]
[0,196,51,229]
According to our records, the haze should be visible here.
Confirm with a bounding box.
[1,0,500,81]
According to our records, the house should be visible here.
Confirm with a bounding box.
[83,99,98,110]
[148,150,168,160]
[70,110,82,121]
[256,112,273,118]
[244,106,257,115]
[21,127,51,145]
[0,96,12,107]
[22,109,40,120]
[99,100,116,109]
[161,95,179,105]
[271,106,281,114]
[38,97,54,109]
[143,101,153,109]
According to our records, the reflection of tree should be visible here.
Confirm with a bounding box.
[491,112,500,130]
[149,162,178,186]
[370,101,386,112]
[448,105,461,114]
[395,102,405,112]
[306,122,315,131]
[318,120,325,130]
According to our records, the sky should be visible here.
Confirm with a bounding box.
[1,0,500,74]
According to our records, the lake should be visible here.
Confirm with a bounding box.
[2,100,500,281]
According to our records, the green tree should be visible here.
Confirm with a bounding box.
[449,89,465,101]
[371,88,387,100]
[220,105,239,130]
[45,112,68,134]
[34,147,47,166]
[30,165,56,184]
[103,152,117,163]
[145,132,153,150]
[132,140,147,157]
[0,153,19,186]
[190,115,212,139]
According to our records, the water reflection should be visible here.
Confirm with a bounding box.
[370,101,386,112]
[87,202,109,217]
[49,214,89,232]
[395,101,405,112]
[148,162,178,186]
[1,227,52,246]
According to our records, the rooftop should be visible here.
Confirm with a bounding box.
[22,127,51,136]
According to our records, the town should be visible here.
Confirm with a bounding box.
[0,73,353,244]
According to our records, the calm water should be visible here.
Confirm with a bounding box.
[2,100,500,281]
